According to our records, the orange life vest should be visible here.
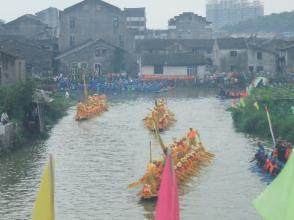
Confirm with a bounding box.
[188,130,197,139]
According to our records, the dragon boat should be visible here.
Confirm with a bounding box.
[75,74,108,121]
[143,99,176,132]
[129,131,214,200]
[75,94,108,121]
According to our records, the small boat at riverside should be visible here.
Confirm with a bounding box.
[143,99,175,132]
[254,141,292,177]
[218,89,248,99]
[128,131,214,200]
[75,94,108,121]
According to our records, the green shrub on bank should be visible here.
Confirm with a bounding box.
[0,80,35,124]
[43,93,73,128]
[0,81,73,148]
[229,85,294,143]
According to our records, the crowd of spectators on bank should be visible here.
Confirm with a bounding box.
[55,73,195,94]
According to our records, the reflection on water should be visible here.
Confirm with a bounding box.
[0,89,265,219]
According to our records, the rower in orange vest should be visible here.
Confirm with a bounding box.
[187,128,198,147]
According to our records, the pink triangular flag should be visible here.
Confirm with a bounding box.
[155,154,180,220]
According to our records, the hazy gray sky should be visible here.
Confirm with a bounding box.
[1,0,294,28]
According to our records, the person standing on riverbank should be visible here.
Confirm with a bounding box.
[1,112,9,125]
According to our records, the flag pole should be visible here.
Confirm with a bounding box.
[49,154,55,220]
[265,106,276,147]
[149,141,152,163]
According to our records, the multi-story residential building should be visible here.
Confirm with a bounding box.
[168,12,212,39]
[124,8,146,40]
[59,0,129,53]
[35,7,60,38]
[206,0,264,29]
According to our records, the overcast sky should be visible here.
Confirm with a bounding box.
[1,0,294,28]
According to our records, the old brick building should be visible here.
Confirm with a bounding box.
[56,39,137,75]
[1,14,53,40]
[0,38,56,76]
[0,50,26,86]
[59,0,129,52]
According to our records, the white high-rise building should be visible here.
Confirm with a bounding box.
[206,0,264,29]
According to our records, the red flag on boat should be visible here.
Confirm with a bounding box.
[155,154,180,220]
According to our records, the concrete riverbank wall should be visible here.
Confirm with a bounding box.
[0,123,15,151]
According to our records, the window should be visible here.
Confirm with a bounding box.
[70,36,75,48]
[230,65,236,71]
[71,63,78,73]
[154,65,163,74]
[95,48,101,57]
[81,62,88,70]
[257,66,264,72]
[102,49,107,56]
[230,51,237,57]
[187,66,197,76]
[113,16,119,28]
[257,51,263,60]
[69,17,75,31]
[249,66,254,72]
[95,48,107,57]
[119,34,124,48]
[94,64,101,73]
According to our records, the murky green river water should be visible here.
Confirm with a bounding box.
[0,89,266,219]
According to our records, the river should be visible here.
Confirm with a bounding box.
[0,89,266,220]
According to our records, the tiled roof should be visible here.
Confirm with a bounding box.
[136,39,215,51]
[142,53,209,66]
[63,0,121,14]
[217,38,247,49]
[56,39,125,59]
[5,14,47,26]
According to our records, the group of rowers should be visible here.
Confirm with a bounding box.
[144,99,175,131]
[254,140,293,176]
[129,128,214,199]
[75,94,108,121]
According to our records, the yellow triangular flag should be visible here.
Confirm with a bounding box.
[240,98,246,108]
[254,101,260,110]
[32,155,55,220]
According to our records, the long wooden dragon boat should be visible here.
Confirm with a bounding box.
[75,94,108,121]
[143,99,176,132]
[75,73,108,121]
[129,129,214,200]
